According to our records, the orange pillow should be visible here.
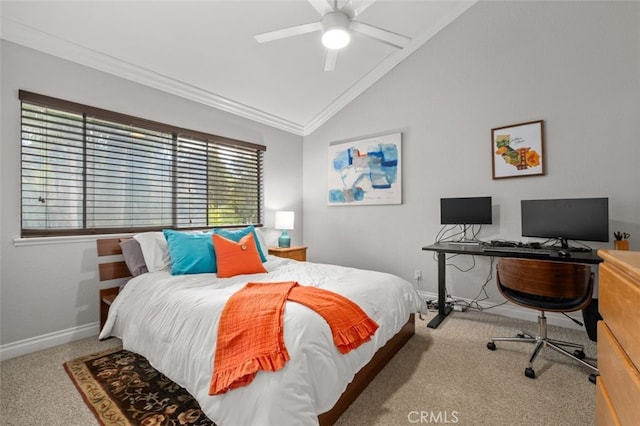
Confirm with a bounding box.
[213,233,267,278]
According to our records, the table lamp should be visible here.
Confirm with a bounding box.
[275,211,294,248]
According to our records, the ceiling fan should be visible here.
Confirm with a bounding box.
[254,0,411,72]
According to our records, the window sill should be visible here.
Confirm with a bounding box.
[13,233,134,247]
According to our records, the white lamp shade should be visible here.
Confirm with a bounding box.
[275,211,295,230]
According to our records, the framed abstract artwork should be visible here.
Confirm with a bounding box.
[327,132,402,206]
[492,120,544,179]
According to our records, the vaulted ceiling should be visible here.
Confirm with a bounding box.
[1,0,475,135]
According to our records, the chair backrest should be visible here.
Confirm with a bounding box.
[496,258,593,311]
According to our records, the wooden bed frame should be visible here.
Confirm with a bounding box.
[97,237,415,426]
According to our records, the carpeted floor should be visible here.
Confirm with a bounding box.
[0,310,597,425]
[335,311,597,425]
[0,334,122,426]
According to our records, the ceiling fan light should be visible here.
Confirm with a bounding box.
[321,11,351,50]
[322,28,350,49]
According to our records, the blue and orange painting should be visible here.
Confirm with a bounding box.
[327,133,402,205]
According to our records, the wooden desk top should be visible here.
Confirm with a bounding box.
[423,242,603,264]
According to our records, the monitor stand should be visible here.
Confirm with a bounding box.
[447,225,482,245]
[552,237,592,252]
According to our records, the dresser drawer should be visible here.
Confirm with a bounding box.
[596,378,621,426]
[599,262,640,371]
[597,321,640,425]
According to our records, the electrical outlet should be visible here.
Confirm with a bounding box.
[414,269,422,280]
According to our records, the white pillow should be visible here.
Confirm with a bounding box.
[133,232,171,272]
[254,227,268,256]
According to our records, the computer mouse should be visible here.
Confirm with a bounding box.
[558,250,571,257]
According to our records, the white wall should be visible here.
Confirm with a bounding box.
[302,1,640,318]
[0,41,303,357]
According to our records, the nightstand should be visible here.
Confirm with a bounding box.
[268,246,307,261]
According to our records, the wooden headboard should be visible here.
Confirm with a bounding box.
[97,237,132,282]
[97,237,132,330]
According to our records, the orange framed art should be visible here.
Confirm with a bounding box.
[492,120,544,179]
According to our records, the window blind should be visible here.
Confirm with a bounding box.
[20,90,265,237]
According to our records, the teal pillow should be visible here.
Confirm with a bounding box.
[213,225,267,262]
[163,229,216,275]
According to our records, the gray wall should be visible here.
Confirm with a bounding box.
[0,41,303,357]
[302,1,640,320]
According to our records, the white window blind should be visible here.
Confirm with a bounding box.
[20,91,265,237]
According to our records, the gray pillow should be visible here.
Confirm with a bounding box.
[119,238,149,276]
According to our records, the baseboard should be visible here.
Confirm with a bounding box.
[416,291,586,331]
[0,322,100,361]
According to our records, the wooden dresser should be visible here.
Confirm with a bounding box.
[596,250,640,425]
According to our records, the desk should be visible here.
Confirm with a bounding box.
[421,243,603,329]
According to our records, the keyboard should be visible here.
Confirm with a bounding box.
[481,246,554,256]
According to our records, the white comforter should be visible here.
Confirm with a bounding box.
[99,256,422,425]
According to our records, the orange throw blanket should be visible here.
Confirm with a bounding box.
[209,281,379,395]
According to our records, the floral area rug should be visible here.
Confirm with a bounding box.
[64,348,215,426]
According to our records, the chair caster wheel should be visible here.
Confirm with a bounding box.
[525,367,536,379]
[589,374,598,384]
[487,342,496,351]
[573,349,586,359]
[516,333,525,338]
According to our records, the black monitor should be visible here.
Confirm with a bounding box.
[440,196,493,225]
[521,197,609,248]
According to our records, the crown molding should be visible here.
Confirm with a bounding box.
[2,1,475,138]
[1,19,306,136]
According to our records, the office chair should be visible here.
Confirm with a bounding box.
[486,258,598,380]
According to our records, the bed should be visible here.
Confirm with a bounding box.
[97,229,422,425]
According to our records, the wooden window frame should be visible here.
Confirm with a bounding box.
[19,90,265,237]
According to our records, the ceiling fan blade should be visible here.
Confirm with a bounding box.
[323,49,338,72]
[340,0,376,19]
[307,0,336,16]
[350,21,411,49]
[254,22,322,43]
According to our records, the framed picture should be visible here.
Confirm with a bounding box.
[491,120,544,179]
[327,132,402,206]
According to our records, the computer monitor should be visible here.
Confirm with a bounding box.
[521,197,609,248]
[440,196,493,225]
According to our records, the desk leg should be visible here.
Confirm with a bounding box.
[427,251,453,329]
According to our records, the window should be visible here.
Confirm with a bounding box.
[20,91,265,237]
